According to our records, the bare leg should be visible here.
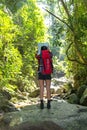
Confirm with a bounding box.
[45,80,51,109]
[45,80,51,100]
[38,80,44,100]
[38,79,44,109]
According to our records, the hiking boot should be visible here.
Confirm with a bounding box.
[47,100,51,109]
[40,100,44,109]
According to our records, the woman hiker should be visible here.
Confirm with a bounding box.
[35,45,53,109]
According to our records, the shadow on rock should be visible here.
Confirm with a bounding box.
[9,121,64,130]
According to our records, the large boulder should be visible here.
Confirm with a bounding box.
[9,121,64,130]
[67,93,79,104]
[77,85,87,98]
[0,93,8,108]
[0,92,17,112]
[80,88,87,106]
[29,89,40,98]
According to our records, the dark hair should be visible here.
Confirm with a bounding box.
[41,46,48,50]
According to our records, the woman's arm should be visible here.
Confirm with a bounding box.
[35,54,40,60]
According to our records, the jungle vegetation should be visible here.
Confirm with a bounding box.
[0,0,87,104]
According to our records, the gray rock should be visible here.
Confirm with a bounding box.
[9,121,64,130]
[68,93,79,104]
[80,88,87,105]
[77,85,87,98]
[1,100,87,130]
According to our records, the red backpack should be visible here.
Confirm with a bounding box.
[40,50,53,74]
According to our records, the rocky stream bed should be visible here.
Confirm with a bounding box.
[0,76,87,130]
[0,99,87,130]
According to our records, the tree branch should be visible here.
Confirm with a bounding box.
[43,7,73,32]
[66,42,87,65]
[59,0,74,31]
[43,3,87,65]
[59,0,70,18]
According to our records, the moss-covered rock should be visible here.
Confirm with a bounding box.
[0,92,17,112]
[77,85,87,98]
[68,93,79,104]
[80,88,87,106]
[29,89,40,98]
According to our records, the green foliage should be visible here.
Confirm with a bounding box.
[0,0,27,13]
[0,9,22,87]
[4,84,17,96]
[66,1,87,70]
[42,0,87,91]
[13,0,47,80]
[16,75,36,93]
[53,56,65,72]
[3,44,22,77]
[0,10,15,42]
[51,20,65,46]
[0,0,47,95]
